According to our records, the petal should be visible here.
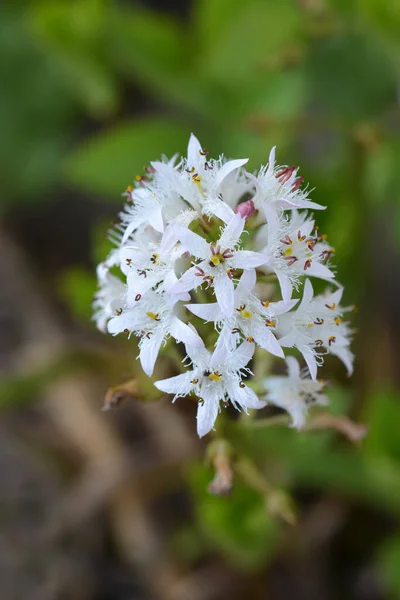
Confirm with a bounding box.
[169,316,203,346]
[196,390,220,438]
[330,345,354,376]
[185,339,210,367]
[300,278,314,310]
[267,146,276,172]
[277,273,293,304]
[270,298,299,315]
[187,133,203,168]
[214,158,249,190]
[107,310,140,335]
[252,324,284,358]
[170,266,201,294]
[226,340,255,372]
[226,380,266,410]
[154,372,194,397]
[285,356,301,379]
[186,302,222,322]
[174,226,209,259]
[299,344,318,381]
[230,250,266,269]
[139,330,165,376]
[213,273,234,316]
[160,223,180,254]
[203,198,235,223]
[307,262,335,279]
[218,213,245,248]
[235,269,257,300]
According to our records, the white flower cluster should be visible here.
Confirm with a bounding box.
[93,134,354,437]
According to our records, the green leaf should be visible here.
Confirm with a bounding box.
[197,0,302,89]
[58,266,96,322]
[363,390,400,462]
[187,462,279,571]
[377,536,400,599]
[64,117,191,197]
[107,5,217,118]
[28,0,118,116]
[306,32,397,120]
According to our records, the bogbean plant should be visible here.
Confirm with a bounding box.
[94,134,355,493]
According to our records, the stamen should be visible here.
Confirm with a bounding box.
[232,328,241,334]
[334,317,342,326]
[116,308,123,316]
[192,173,202,184]
[246,336,254,342]
[314,339,324,347]
[204,275,214,288]
[328,336,336,346]
[195,266,205,276]
[146,311,160,321]
[186,167,195,174]
[284,255,298,266]
[314,318,324,325]
[265,319,276,327]
[191,378,199,385]
[262,300,270,308]
[123,329,131,337]
[276,166,295,184]
[304,259,312,270]
[280,235,293,245]
[297,230,306,242]
[292,176,304,192]
[135,294,141,302]
[150,253,159,265]
[138,270,147,277]
[325,303,336,311]
[307,239,316,251]
[125,258,132,266]
[239,381,246,388]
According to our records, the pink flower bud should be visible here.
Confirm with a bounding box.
[235,199,256,221]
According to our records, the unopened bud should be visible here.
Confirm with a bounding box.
[235,199,256,221]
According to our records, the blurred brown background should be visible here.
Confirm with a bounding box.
[1,0,400,599]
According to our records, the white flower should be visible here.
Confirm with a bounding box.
[92,263,126,333]
[262,356,329,428]
[276,279,354,380]
[107,290,202,376]
[119,226,187,304]
[187,269,297,357]
[119,157,190,243]
[257,209,335,302]
[155,340,265,437]
[169,214,266,316]
[247,147,325,220]
[151,133,250,224]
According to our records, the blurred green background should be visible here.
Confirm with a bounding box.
[1,1,400,599]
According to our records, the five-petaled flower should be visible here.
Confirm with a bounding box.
[155,340,265,437]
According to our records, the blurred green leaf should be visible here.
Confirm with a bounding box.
[0,8,74,208]
[58,266,96,322]
[64,117,191,197]
[377,535,400,599]
[197,0,302,89]
[187,462,279,571]
[306,32,397,119]
[363,390,400,461]
[107,5,218,118]
[29,0,118,116]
